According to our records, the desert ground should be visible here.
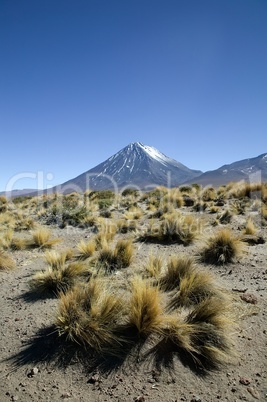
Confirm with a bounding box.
[0,182,266,402]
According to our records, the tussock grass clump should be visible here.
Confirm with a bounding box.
[53,256,234,370]
[139,214,199,245]
[76,239,96,259]
[202,187,216,202]
[9,236,28,250]
[124,207,143,220]
[31,228,61,249]
[217,209,232,224]
[126,277,163,337]
[168,270,216,310]
[261,204,267,222]
[162,189,184,209]
[145,255,163,279]
[97,239,134,272]
[160,255,195,291]
[199,229,241,265]
[0,250,16,270]
[0,230,28,251]
[29,261,89,296]
[243,218,256,235]
[162,296,232,370]
[229,182,263,199]
[45,249,74,269]
[117,218,137,233]
[56,280,124,352]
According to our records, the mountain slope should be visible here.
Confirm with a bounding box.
[58,142,202,192]
[184,153,267,186]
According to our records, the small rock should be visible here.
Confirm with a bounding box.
[240,293,258,304]
[88,374,100,384]
[247,387,260,399]
[11,396,19,401]
[239,377,251,385]
[135,397,146,402]
[191,397,201,402]
[61,392,71,398]
[27,367,39,377]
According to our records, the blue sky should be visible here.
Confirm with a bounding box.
[0,0,266,191]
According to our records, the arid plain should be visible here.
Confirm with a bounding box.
[0,182,266,401]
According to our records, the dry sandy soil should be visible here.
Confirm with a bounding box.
[0,196,266,402]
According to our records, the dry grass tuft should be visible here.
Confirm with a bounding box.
[126,277,163,337]
[168,270,216,310]
[160,255,195,291]
[243,218,256,235]
[77,239,96,259]
[199,229,241,265]
[45,249,74,269]
[29,261,89,295]
[31,227,61,249]
[97,239,134,272]
[56,280,124,352]
[162,296,233,370]
[0,250,16,270]
[139,214,199,245]
[145,254,163,279]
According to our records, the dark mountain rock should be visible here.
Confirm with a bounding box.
[184,153,267,186]
[57,142,202,192]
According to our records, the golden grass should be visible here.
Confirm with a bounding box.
[162,295,233,369]
[126,277,163,337]
[97,239,134,272]
[160,255,195,291]
[243,218,256,235]
[31,227,61,249]
[0,250,16,270]
[76,239,96,259]
[56,280,124,352]
[145,254,163,279]
[29,261,89,295]
[199,229,242,265]
[114,239,134,268]
[139,214,199,245]
[44,249,74,269]
[168,270,216,310]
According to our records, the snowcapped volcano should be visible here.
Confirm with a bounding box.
[59,142,202,192]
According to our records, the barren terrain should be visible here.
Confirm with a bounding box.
[0,184,266,401]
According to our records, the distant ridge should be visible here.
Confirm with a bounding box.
[184,153,267,186]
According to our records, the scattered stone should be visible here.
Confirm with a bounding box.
[88,374,100,384]
[191,397,201,402]
[239,377,251,385]
[240,293,258,304]
[27,367,39,377]
[134,397,146,402]
[247,387,260,399]
[232,288,248,293]
[11,396,19,401]
[61,392,71,398]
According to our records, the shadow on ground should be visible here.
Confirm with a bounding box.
[5,325,210,378]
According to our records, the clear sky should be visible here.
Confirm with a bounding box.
[0,0,266,191]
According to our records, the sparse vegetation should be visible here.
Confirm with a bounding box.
[139,214,199,245]
[29,261,89,296]
[0,250,16,270]
[2,179,266,383]
[31,227,61,249]
[199,229,241,265]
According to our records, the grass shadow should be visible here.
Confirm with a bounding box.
[143,337,210,377]
[6,324,149,377]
